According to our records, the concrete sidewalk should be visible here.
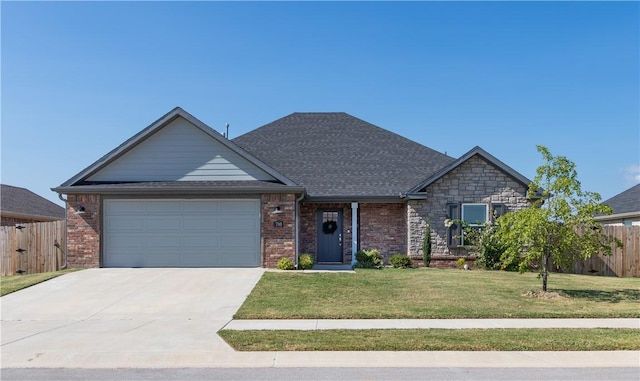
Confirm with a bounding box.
[223,318,640,330]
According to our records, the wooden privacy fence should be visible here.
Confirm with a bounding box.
[572,225,640,277]
[0,221,66,276]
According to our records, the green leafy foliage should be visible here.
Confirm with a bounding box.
[354,248,384,269]
[495,145,622,291]
[455,258,467,269]
[298,253,314,270]
[389,254,413,268]
[277,257,295,270]
[458,219,517,271]
[422,221,432,267]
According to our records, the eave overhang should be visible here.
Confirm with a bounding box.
[303,195,406,203]
[52,181,305,196]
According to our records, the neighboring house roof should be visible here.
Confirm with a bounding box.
[597,183,640,221]
[54,107,299,194]
[1,184,65,221]
[406,146,535,196]
[233,112,455,200]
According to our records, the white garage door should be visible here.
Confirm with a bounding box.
[103,199,260,267]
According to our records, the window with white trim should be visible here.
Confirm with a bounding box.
[461,203,488,226]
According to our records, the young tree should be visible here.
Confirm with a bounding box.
[496,145,620,291]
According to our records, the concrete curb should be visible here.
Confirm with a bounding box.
[224,318,640,330]
[3,351,639,369]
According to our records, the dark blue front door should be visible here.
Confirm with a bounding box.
[317,210,343,263]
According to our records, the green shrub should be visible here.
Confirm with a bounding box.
[277,257,295,270]
[458,218,519,271]
[456,258,467,270]
[354,248,384,269]
[389,254,412,268]
[298,253,314,270]
[423,221,432,267]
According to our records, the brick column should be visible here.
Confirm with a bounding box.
[66,194,101,268]
[261,194,296,268]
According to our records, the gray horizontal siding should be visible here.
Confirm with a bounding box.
[88,117,276,182]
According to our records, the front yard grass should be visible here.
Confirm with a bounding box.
[0,269,79,296]
[219,328,640,351]
[234,269,640,319]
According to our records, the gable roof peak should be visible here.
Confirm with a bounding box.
[407,145,533,194]
[55,107,298,189]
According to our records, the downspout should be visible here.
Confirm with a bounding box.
[294,192,305,269]
[57,193,69,269]
[351,202,359,267]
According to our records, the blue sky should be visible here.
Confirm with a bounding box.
[2,1,638,206]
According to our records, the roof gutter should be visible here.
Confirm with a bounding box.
[304,195,406,203]
[595,211,640,221]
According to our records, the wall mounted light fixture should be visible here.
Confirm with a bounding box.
[74,206,86,215]
[272,206,283,214]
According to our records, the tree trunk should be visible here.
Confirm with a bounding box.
[542,250,548,292]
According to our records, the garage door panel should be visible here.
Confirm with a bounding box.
[183,216,220,230]
[183,235,220,247]
[144,217,183,230]
[104,199,260,268]
[220,217,258,231]
[108,201,144,214]
[106,216,143,230]
[106,253,144,268]
[183,201,220,213]
[220,234,259,248]
[144,201,183,213]
[144,253,181,267]
[220,200,255,213]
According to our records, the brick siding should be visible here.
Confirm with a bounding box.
[261,193,296,268]
[299,202,406,264]
[66,194,101,268]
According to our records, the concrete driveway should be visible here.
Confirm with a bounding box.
[1,268,264,368]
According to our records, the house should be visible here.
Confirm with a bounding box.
[1,184,65,226]
[596,184,640,226]
[52,107,534,268]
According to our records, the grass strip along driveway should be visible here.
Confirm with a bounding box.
[1,269,79,296]
[221,269,640,351]
[219,328,640,351]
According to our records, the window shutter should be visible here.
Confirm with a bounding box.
[491,203,506,221]
[446,203,461,248]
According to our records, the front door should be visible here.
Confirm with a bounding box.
[317,210,343,263]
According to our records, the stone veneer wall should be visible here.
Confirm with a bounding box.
[66,194,101,268]
[261,193,296,268]
[407,155,530,268]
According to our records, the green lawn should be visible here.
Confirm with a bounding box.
[219,328,640,351]
[0,269,80,296]
[234,269,640,319]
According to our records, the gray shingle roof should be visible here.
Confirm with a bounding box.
[232,112,455,199]
[1,184,65,220]
[602,184,640,215]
